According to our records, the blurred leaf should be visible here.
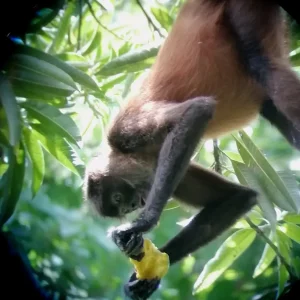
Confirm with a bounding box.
[239,131,298,212]
[0,143,25,226]
[223,151,243,163]
[253,231,276,278]
[277,263,289,298]
[99,74,127,91]
[23,127,45,198]
[48,1,75,53]
[193,228,256,294]
[7,54,77,89]
[151,6,173,31]
[21,102,81,146]
[96,46,159,76]
[278,223,300,244]
[8,69,76,96]
[11,82,67,106]
[0,73,21,146]
[55,52,91,69]
[276,230,292,264]
[81,30,101,56]
[151,7,174,31]
[14,44,99,91]
[292,257,300,277]
[31,123,81,176]
[290,51,300,66]
[283,213,300,224]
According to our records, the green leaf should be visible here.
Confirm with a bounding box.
[100,74,127,91]
[278,223,300,244]
[0,73,21,146]
[81,30,102,56]
[14,44,99,91]
[0,143,25,226]
[277,170,300,212]
[231,161,277,227]
[283,213,300,224]
[7,54,77,89]
[8,69,75,96]
[55,52,91,69]
[239,130,298,212]
[234,136,295,213]
[253,231,276,278]
[276,230,292,264]
[96,46,159,76]
[31,123,82,176]
[290,52,300,67]
[48,1,75,53]
[12,82,67,106]
[277,262,289,298]
[23,127,44,198]
[193,228,256,294]
[21,102,81,146]
[292,257,300,277]
[151,6,173,31]
[223,151,243,163]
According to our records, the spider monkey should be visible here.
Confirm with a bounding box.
[84,0,300,299]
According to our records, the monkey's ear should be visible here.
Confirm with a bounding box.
[260,99,300,150]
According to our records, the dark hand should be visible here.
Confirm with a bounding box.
[124,272,160,300]
[111,212,158,258]
[111,226,144,259]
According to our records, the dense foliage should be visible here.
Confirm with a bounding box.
[1,1,300,299]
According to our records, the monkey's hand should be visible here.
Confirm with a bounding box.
[124,272,160,300]
[111,225,145,259]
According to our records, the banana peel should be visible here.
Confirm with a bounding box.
[129,239,169,280]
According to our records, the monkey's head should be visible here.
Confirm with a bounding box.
[83,150,153,218]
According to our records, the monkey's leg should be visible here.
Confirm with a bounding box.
[160,190,256,265]
[226,2,300,148]
[112,97,216,255]
[264,63,300,131]
[260,99,300,150]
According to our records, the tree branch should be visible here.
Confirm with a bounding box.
[136,0,166,38]
[84,0,128,41]
[213,139,222,174]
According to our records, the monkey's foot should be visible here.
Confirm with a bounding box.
[124,272,160,300]
[111,227,144,259]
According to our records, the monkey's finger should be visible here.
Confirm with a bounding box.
[125,233,144,257]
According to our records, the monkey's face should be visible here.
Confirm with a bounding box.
[86,175,146,218]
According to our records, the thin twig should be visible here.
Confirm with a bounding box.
[84,0,128,41]
[245,216,297,281]
[136,0,166,38]
[213,139,222,174]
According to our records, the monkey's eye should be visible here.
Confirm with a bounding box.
[112,192,123,205]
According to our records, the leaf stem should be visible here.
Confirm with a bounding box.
[245,216,297,281]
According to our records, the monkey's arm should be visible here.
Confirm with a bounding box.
[123,164,257,300]
[112,97,216,255]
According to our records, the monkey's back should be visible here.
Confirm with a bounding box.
[125,0,288,139]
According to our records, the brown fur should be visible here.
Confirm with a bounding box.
[111,0,288,142]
